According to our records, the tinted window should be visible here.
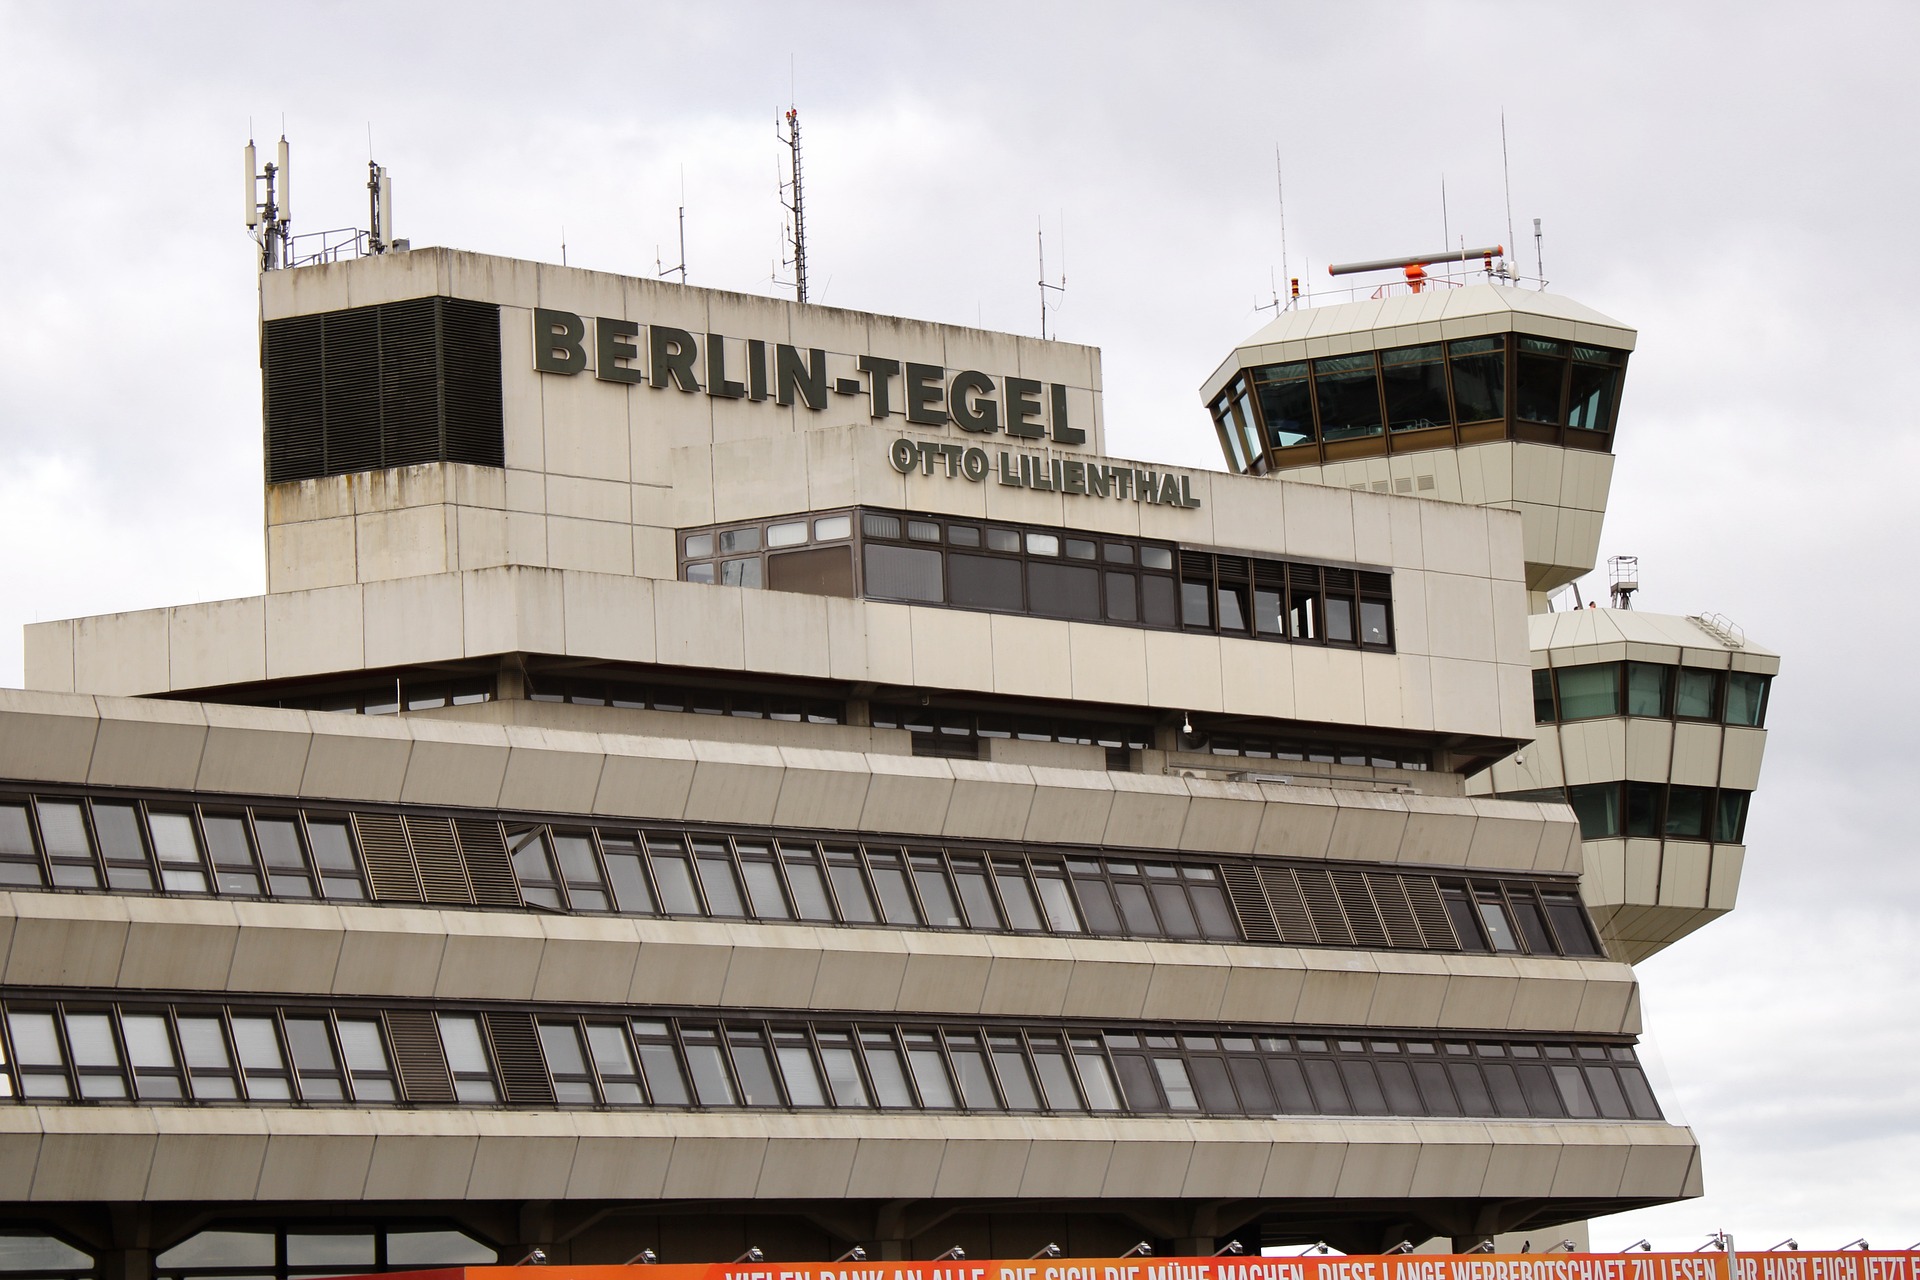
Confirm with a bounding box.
[863,543,943,603]
[949,553,1023,610]
[1029,562,1100,620]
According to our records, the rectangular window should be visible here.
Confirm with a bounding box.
[1313,353,1384,441]
[1029,562,1101,620]
[1380,344,1451,432]
[1567,782,1621,839]
[1448,335,1505,422]
[863,543,944,603]
[0,802,43,888]
[1532,669,1556,723]
[632,1021,690,1106]
[1625,662,1671,717]
[38,800,99,889]
[1675,667,1719,719]
[1625,782,1663,838]
[1724,671,1769,726]
[65,1011,129,1099]
[202,814,262,896]
[177,1015,240,1099]
[949,553,1023,611]
[253,816,314,898]
[436,1014,499,1103]
[1664,786,1712,839]
[305,819,364,900]
[1555,664,1620,719]
[232,1015,294,1100]
[1715,790,1751,843]
[1253,362,1314,448]
[336,1018,397,1102]
[283,1016,347,1101]
[9,1010,70,1098]
[122,1012,185,1100]
[1515,337,1568,424]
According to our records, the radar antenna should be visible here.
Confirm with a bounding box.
[776,107,808,303]
[1037,214,1066,339]
[244,133,293,271]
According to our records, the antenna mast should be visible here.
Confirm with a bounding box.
[1037,216,1066,339]
[1533,216,1546,289]
[367,161,395,254]
[1500,110,1518,284]
[244,134,293,271]
[777,108,808,303]
[1276,149,1295,309]
[658,169,687,285]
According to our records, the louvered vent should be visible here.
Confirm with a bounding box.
[1260,866,1318,944]
[1367,873,1426,948]
[263,295,504,484]
[1294,867,1352,945]
[1331,869,1389,947]
[1359,570,1392,593]
[385,1009,454,1103]
[352,812,422,902]
[1289,563,1322,589]
[1220,865,1280,942]
[1253,561,1287,589]
[1323,567,1357,593]
[1404,876,1460,949]
[1179,550,1215,579]
[456,818,522,907]
[484,1012,556,1105]
[404,815,473,906]
[1215,555,1250,582]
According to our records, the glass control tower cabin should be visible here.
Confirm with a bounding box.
[0,243,1751,1278]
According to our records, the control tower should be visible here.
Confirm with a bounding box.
[1199,267,1778,962]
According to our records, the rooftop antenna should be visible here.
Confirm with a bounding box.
[1609,555,1639,609]
[657,166,687,285]
[1500,109,1519,284]
[1037,214,1066,339]
[1534,216,1546,289]
[366,160,394,254]
[1276,148,1297,310]
[244,132,293,271]
[777,106,808,303]
[1441,174,1451,271]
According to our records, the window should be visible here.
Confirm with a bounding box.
[0,802,41,888]
[1532,669,1556,723]
[1675,667,1719,719]
[1515,338,1568,425]
[436,1014,499,1103]
[1313,353,1384,441]
[1252,362,1314,447]
[1448,335,1505,422]
[1567,783,1621,839]
[1567,346,1622,432]
[1555,664,1620,719]
[1380,344,1451,432]
[1724,671,1770,726]
[1715,790,1751,843]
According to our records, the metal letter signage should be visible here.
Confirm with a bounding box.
[887,437,1201,509]
[533,309,1087,447]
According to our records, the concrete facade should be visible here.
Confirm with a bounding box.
[0,250,1719,1276]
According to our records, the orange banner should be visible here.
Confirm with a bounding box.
[371,1253,1742,1280]
[1738,1257,1920,1280]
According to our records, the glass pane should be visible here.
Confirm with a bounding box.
[819,1037,870,1107]
[950,859,1001,929]
[232,1016,291,1098]
[307,820,356,870]
[159,1232,276,1269]
[1188,1056,1238,1113]
[949,553,1023,610]
[814,514,852,541]
[1556,664,1620,719]
[387,1232,497,1267]
[203,815,253,871]
[1150,881,1200,938]
[92,802,144,860]
[637,1041,689,1105]
[861,1033,916,1107]
[1141,575,1176,626]
[766,520,807,548]
[1449,1061,1496,1116]
[284,1018,343,1099]
[600,838,656,914]
[826,852,877,923]
[1619,1066,1662,1119]
[37,801,89,859]
[1725,672,1768,726]
[683,1037,737,1106]
[1032,1044,1084,1111]
[1567,782,1620,839]
[1313,353,1384,441]
[1187,880,1238,939]
[288,1234,375,1267]
[1483,1062,1529,1116]
[993,864,1044,931]
[905,1035,958,1108]
[1071,873,1122,934]
[1340,1060,1389,1115]
[1034,873,1081,932]
[1715,791,1750,844]
[1114,881,1160,936]
[1511,895,1557,953]
[729,1032,782,1107]
[337,1018,391,1080]
[66,1012,120,1068]
[1382,345,1451,431]
[948,1035,999,1108]
[719,557,762,588]
[991,1039,1041,1109]
[1532,668,1556,722]
[436,1015,489,1074]
[1626,662,1671,717]
[122,1014,175,1070]
[740,857,791,920]
[1025,532,1059,556]
[775,1037,827,1106]
[1152,1057,1200,1111]
[1477,899,1521,951]
[1111,1054,1161,1110]
[1626,782,1662,837]
[539,1022,589,1077]
[986,527,1020,553]
[1180,581,1212,628]
[1675,667,1718,718]
[1567,360,1617,430]
[648,842,704,914]
[1254,363,1315,447]
[867,853,921,925]
[1554,1064,1598,1117]
[554,833,603,889]
[1665,786,1711,839]
[718,526,760,554]
[693,847,745,916]
[1030,562,1100,620]
[911,856,963,927]
[1515,344,1567,424]
[862,543,944,603]
[1105,572,1138,622]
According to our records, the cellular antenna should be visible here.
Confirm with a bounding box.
[244,133,293,271]
[1534,216,1546,289]
[1037,214,1066,339]
[776,107,808,303]
[367,161,395,254]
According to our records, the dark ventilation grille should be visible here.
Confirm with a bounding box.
[1368,873,1425,949]
[484,1012,556,1105]
[1405,876,1460,949]
[1259,866,1317,944]
[405,815,473,906]
[1253,561,1287,589]
[1332,869,1389,947]
[1289,563,1322,589]
[1221,865,1280,942]
[1179,550,1215,578]
[353,813,423,902]
[385,1009,454,1102]
[263,295,504,484]
[1215,555,1250,582]
[1360,570,1393,593]
[455,818,522,907]
[1323,567,1357,593]
[1295,867,1352,945]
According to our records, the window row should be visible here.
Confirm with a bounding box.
[870,703,1153,770]
[1210,333,1627,474]
[512,827,1601,956]
[528,674,845,724]
[0,788,1603,957]
[1176,727,1431,772]
[152,1226,494,1280]
[0,1005,398,1105]
[678,507,1397,650]
[0,999,1661,1123]
[1511,783,1753,844]
[1533,663,1771,727]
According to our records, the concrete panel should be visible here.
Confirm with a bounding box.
[4,892,129,987]
[1292,950,1382,1025]
[169,596,267,691]
[1325,791,1410,862]
[23,619,75,693]
[845,1135,946,1199]
[718,926,827,1009]
[497,724,607,814]
[265,584,366,680]
[331,907,451,998]
[808,931,911,1011]
[1137,943,1232,1022]
[933,1132,1034,1197]
[87,696,208,791]
[530,916,645,1004]
[0,690,99,783]
[145,1110,270,1200]
[363,1119,482,1200]
[1143,630,1225,713]
[118,896,240,990]
[1102,773,1190,850]
[197,703,315,798]
[1178,780,1266,855]
[655,579,745,672]
[944,760,1037,842]
[562,571,658,664]
[1215,948,1308,1023]
[1181,1136,1274,1197]
[661,1123,770,1198]
[1256,1125,1349,1195]
[896,932,996,1013]
[1366,953,1454,1029]
[1252,789,1340,859]
[466,1112,580,1200]
[1100,1135,1196,1197]
[1023,767,1116,846]
[913,605,996,693]
[1333,1123,1422,1197]
[628,920,736,1006]
[1017,1134,1113,1197]
[772,747,873,830]
[224,900,347,994]
[434,910,547,1000]
[743,588,834,680]
[757,1123,858,1198]
[0,1113,40,1200]
[73,607,171,697]
[565,1118,675,1197]
[594,734,699,820]
[363,575,468,670]
[31,1109,158,1200]
[300,712,415,803]
[1059,938,1154,1019]
[683,739,786,825]
[398,718,512,809]
[859,753,955,836]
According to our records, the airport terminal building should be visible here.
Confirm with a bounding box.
[0,247,1774,1278]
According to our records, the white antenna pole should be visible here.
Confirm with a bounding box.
[1500,109,1517,283]
[378,168,392,247]
[1037,214,1067,339]
[1440,174,1450,276]
[1534,216,1545,289]
[277,136,291,224]
[244,140,259,228]
[1275,148,1291,308]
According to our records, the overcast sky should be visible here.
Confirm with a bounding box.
[2,0,1916,1250]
